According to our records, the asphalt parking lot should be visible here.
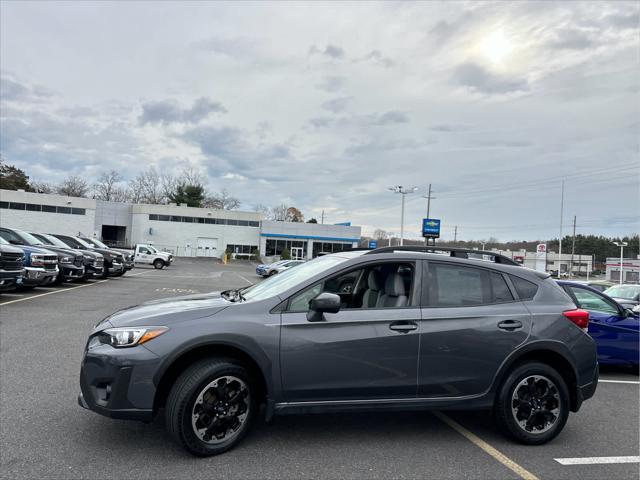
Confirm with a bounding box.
[1,259,638,480]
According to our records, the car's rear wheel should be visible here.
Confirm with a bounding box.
[153,259,165,269]
[494,362,569,445]
[166,359,256,456]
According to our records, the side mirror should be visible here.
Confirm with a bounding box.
[9,239,22,245]
[306,292,341,322]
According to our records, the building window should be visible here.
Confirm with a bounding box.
[9,202,26,210]
[149,214,159,220]
[0,201,7,209]
[183,216,194,223]
[312,241,352,257]
[170,216,181,222]
[265,238,310,256]
[71,208,86,215]
[249,221,260,227]
[26,203,41,212]
[227,244,258,254]
[42,205,57,213]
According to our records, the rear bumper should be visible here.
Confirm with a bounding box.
[574,362,598,412]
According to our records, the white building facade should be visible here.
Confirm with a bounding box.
[0,189,361,259]
[605,257,640,283]
[492,248,593,276]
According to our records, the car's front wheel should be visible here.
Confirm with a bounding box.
[494,362,569,445]
[166,359,256,456]
[153,259,165,269]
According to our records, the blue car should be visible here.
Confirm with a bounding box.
[558,280,639,367]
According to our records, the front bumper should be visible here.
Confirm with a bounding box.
[61,264,85,280]
[23,266,58,286]
[108,262,125,275]
[78,343,161,421]
[0,269,24,290]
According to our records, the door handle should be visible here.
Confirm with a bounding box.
[497,319,523,331]
[389,321,418,333]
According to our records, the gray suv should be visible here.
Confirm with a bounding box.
[78,247,598,456]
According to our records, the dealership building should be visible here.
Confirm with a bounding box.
[0,189,361,260]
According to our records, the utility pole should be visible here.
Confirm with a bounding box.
[570,215,576,278]
[389,186,418,246]
[422,184,436,246]
[321,210,325,224]
[558,180,565,278]
[454,225,458,243]
[613,241,628,285]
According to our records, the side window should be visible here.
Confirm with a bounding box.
[139,247,150,254]
[286,262,415,312]
[510,275,538,300]
[429,264,489,307]
[491,272,514,303]
[570,287,618,315]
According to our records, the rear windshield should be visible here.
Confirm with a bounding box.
[604,285,640,300]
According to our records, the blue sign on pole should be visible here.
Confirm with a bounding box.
[422,218,441,238]
[368,240,378,249]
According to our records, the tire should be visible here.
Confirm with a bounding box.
[268,270,277,277]
[494,362,569,445]
[100,263,110,279]
[153,259,165,270]
[112,270,126,277]
[166,359,256,457]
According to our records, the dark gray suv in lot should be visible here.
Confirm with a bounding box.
[79,247,598,456]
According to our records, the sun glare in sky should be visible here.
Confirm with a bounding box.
[477,29,514,65]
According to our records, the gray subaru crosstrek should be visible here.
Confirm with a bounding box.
[78,247,598,456]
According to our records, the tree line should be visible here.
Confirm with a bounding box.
[0,157,312,220]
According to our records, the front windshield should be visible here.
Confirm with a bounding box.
[147,245,159,253]
[87,238,108,249]
[15,230,47,246]
[605,285,640,300]
[242,255,351,301]
[73,237,93,248]
[41,234,74,248]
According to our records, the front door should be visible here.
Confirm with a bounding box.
[563,284,639,365]
[280,261,421,402]
[291,247,304,260]
[418,262,531,397]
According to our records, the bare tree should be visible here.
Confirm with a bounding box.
[93,170,125,201]
[253,203,271,216]
[128,167,166,204]
[57,175,90,197]
[373,229,389,240]
[270,203,288,221]
[203,189,241,210]
[30,180,55,194]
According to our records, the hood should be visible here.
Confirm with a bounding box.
[33,245,80,259]
[99,291,230,329]
[18,245,56,255]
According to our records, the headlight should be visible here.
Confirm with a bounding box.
[95,326,168,348]
[31,254,44,266]
[60,256,73,264]
[633,305,640,313]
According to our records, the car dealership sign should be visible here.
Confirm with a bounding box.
[422,218,441,238]
[535,243,547,272]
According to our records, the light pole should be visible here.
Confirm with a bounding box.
[389,186,417,246]
[613,241,628,285]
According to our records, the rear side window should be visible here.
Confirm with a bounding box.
[510,275,538,300]
[491,273,514,302]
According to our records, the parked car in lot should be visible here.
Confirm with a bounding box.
[79,237,135,272]
[0,236,58,289]
[572,280,615,292]
[132,243,173,269]
[79,246,598,456]
[557,280,639,368]
[30,233,104,281]
[256,260,304,277]
[0,227,85,284]
[51,234,124,278]
[603,284,640,313]
[0,237,24,292]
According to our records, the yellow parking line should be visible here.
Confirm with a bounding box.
[433,411,539,480]
[0,280,109,306]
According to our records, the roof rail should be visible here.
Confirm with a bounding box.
[365,245,521,266]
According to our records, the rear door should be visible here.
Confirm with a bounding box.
[417,262,531,397]
[279,260,421,402]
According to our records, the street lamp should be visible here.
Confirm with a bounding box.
[613,241,628,285]
[389,186,417,246]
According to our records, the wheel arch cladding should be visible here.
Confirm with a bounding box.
[493,347,579,411]
[153,343,268,414]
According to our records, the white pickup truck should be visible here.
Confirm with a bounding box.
[134,244,173,269]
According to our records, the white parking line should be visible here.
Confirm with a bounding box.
[0,280,109,306]
[599,379,640,384]
[235,273,254,285]
[433,411,539,480]
[555,456,640,465]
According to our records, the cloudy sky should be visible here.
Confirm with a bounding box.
[1,1,638,241]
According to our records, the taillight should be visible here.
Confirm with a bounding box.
[563,309,590,331]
